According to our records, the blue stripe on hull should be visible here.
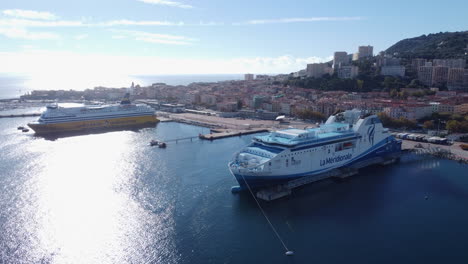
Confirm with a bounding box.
[232,139,401,190]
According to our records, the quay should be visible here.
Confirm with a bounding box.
[199,128,269,140]
[0,113,40,118]
[401,139,468,163]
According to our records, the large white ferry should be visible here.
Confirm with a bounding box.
[28,95,158,134]
[228,109,401,189]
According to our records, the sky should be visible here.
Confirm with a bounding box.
[0,0,467,77]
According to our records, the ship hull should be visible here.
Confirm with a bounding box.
[230,139,401,190]
[28,115,158,134]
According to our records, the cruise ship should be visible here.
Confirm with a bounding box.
[228,109,401,190]
[28,94,158,134]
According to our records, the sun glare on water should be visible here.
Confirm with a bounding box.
[14,131,177,263]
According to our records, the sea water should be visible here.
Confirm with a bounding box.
[1,117,467,263]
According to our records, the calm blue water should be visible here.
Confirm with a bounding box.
[1,116,468,263]
[0,74,243,99]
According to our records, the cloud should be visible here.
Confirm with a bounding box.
[0,50,330,77]
[0,18,84,27]
[2,9,58,20]
[0,18,189,28]
[137,0,193,9]
[74,34,88,40]
[236,16,364,25]
[0,26,59,40]
[112,30,197,45]
[99,19,184,26]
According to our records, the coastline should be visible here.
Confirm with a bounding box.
[2,102,468,161]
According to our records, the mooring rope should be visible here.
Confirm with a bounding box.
[239,173,292,254]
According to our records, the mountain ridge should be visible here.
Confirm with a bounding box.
[385,31,468,59]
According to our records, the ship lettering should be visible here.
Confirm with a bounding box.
[320,153,352,166]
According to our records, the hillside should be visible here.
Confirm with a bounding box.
[385,31,468,59]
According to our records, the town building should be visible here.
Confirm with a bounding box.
[358,45,373,58]
[244,73,254,81]
[431,66,449,87]
[448,68,467,90]
[418,66,433,86]
[338,66,359,79]
[333,51,348,68]
[381,65,405,77]
[454,103,468,114]
[433,59,466,69]
[255,74,271,81]
[411,58,427,71]
[306,63,331,78]
[377,57,400,67]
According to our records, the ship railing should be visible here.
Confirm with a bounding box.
[230,153,269,172]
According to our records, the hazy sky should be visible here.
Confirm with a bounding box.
[1,0,467,75]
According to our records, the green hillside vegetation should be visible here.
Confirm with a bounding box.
[386,31,468,59]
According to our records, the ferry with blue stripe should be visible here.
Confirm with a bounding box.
[28,93,158,134]
[228,109,401,189]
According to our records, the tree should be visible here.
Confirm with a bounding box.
[423,120,434,129]
[295,109,326,121]
[446,120,460,133]
[237,99,243,110]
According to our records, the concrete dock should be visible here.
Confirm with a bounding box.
[199,128,269,140]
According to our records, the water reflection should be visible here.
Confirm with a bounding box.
[31,124,157,141]
[2,130,178,263]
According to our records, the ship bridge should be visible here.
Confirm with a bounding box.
[253,122,353,147]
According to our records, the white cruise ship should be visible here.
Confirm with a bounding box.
[228,109,401,189]
[28,95,158,134]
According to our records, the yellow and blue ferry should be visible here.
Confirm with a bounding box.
[28,95,158,134]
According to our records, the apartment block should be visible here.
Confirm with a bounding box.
[377,57,400,67]
[244,73,254,81]
[431,66,449,87]
[381,65,405,77]
[338,66,359,79]
[418,66,433,86]
[433,59,466,69]
[358,45,373,58]
[333,51,348,68]
[447,68,466,90]
[306,63,331,78]
[411,58,427,71]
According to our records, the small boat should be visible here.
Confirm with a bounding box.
[150,140,159,146]
[22,128,29,132]
[17,126,25,130]
[158,142,167,148]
